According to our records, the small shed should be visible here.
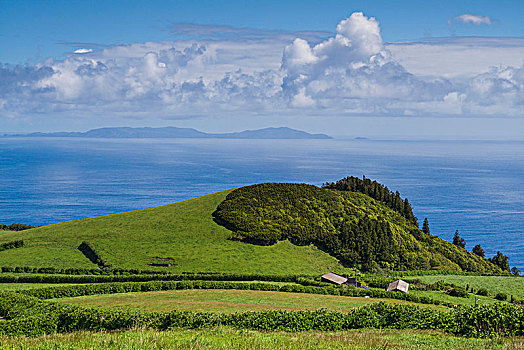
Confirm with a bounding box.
[321,273,363,288]
[386,279,409,293]
[321,272,348,285]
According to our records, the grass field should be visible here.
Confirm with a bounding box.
[410,290,503,307]
[54,289,447,313]
[1,327,522,350]
[409,275,524,299]
[0,190,351,275]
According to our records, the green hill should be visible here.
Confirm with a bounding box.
[0,179,503,274]
[0,190,349,274]
[213,182,502,273]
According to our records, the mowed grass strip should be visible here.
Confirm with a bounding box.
[408,275,524,299]
[55,289,447,313]
[1,327,522,350]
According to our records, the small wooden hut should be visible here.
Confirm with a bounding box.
[321,273,363,288]
[386,279,409,293]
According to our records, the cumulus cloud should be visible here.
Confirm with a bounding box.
[281,12,453,112]
[0,13,522,121]
[453,14,492,25]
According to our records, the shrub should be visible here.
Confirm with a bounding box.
[476,288,489,296]
[494,293,507,301]
[0,240,24,252]
[447,287,469,298]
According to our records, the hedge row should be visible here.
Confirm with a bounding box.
[0,240,24,252]
[0,291,522,338]
[0,272,311,284]
[387,270,509,277]
[18,280,453,308]
[77,241,111,268]
[0,266,157,275]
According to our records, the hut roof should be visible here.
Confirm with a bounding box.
[387,279,409,293]
[321,272,348,285]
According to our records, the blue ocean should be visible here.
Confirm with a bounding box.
[0,137,522,270]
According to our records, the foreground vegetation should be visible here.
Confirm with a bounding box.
[0,178,521,347]
[1,292,523,338]
[2,327,523,350]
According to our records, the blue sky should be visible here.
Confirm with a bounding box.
[1,0,523,137]
[2,0,523,64]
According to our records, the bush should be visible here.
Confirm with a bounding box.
[476,288,489,296]
[0,240,24,252]
[494,293,507,301]
[447,287,469,298]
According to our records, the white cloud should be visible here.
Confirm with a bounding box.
[74,48,93,54]
[0,13,523,122]
[387,37,524,79]
[454,14,492,25]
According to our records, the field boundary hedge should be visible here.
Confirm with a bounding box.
[18,280,454,308]
[0,291,522,338]
[0,272,314,284]
[387,270,509,277]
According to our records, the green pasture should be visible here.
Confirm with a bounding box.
[0,190,350,275]
[410,290,503,307]
[408,275,524,299]
[55,289,447,313]
[1,327,522,350]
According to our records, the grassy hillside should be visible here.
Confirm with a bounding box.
[0,190,350,274]
[214,183,501,273]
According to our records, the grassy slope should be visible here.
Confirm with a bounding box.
[1,327,522,350]
[408,275,524,299]
[54,289,446,313]
[0,190,350,274]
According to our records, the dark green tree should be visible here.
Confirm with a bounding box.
[422,218,430,235]
[472,244,485,258]
[489,251,510,272]
[511,266,521,276]
[452,230,466,248]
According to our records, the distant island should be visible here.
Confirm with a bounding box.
[6,127,332,140]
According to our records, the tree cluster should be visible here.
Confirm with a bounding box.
[0,240,24,252]
[323,176,418,225]
[0,223,35,231]
[453,230,466,248]
[214,182,502,273]
[489,251,510,272]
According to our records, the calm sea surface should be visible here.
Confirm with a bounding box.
[1,137,522,270]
